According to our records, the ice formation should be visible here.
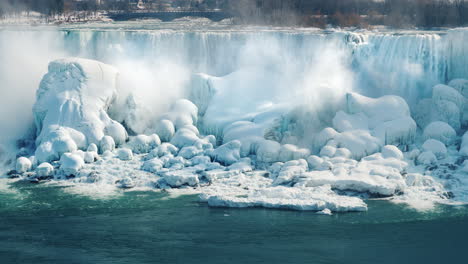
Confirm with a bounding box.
[4,28,468,213]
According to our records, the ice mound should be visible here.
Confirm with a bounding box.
[33,58,127,163]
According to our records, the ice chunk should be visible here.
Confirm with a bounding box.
[423,121,456,145]
[431,100,461,130]
[16,157,32,173]
[36,162,54,177]
[210,140,241,166]
[117,148,133,161]
[422,139,447,159]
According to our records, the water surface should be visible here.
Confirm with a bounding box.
[0,181,466,264]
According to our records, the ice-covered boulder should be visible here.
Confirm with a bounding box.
[87,143,98,153]
[422,139,447,159]
[430,84,464,130]
[178,146,202,159]
[33,58,126,162]
[417,151,437,165]
[153,119,175,142]
[423,121,456,145]
[448,79,468,127]
[413,99,433,129]
[432,84,465,109]
[99,136,115,154]
[210,140,241,166]
[372,117,416,146]
[346,92,410,126]
[332,111,369,132]
[142,158,164,173]
[59,153,84,176]
[170,128,199,148]
[335,130,382,160]
[36,162,54,177]
[16,157,32,173]
[460,131,468,156]
[256,140,281,163]
[381,145,403,160]
[117,148,133,161]
[448,79,468,98]
[127,134,161,154]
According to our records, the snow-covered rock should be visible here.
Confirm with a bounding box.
[16,157,32,173]
[117,148,133,161]
[255,139,281,163]
[154,119,175,142]
[417,151,437,165]
[210,140,241,166]
[422,139,447,159]
[178,146,202,159]
[460,131,468,156]
[99,136,115,154]
[423,121,457,145]
[36,162,54,177]
[381,145,403,160]
[346,92,410,125]
[127,134,160,154]
[59,153,84,176]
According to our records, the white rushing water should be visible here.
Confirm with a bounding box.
[1,22,468,212]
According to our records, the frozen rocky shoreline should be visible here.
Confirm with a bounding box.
[6,58,468,213]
